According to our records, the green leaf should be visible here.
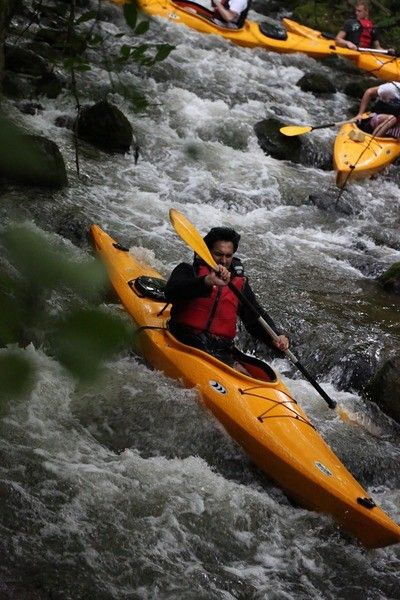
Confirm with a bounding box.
[135,20,150,35]
[52,308,131,382]
[123,2,138,30]
[0,353,36,400]
[76,10,97,25]
[120,44,132,58]
[154,44,174,62]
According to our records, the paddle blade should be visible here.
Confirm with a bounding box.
[169,209,217,270]
[279,125,313,137]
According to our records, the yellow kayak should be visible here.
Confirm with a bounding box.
[333,122,400,187]
[283,18,400,82]
[91,223,400,548]
[111,0,359,59]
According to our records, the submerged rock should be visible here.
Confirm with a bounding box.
[365,357,400,424]
[297,72,336,95]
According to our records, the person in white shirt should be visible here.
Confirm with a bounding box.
[212,0,250,28]
[354,81,400,137]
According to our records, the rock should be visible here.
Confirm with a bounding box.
[55,115,75,130]
[342,78,377,99]
[297,72,336,94]
[0,134,68,189]
[254,117,302,162]
[35,28,87,56]
[54,209,90,247]
[34,71,63,98]
[17,102,44,115]
[365,357,400,424]
[4,44,50,77]
[76,101,133,154]
[378,261,400,294]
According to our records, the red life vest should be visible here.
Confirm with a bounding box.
[358,18,374,48]
[174,264,245,339]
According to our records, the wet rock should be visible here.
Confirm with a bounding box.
[35,71,63,98]
[17,101,44,115]
[342,78,377,99]
[330,346,379,393]
[4,44,50,77]
[35,28,87,56]
[308,191,356,215]
[365,357,400,424]
[76,101,133,154]
[254,117,302,162]
[297,72,336,94]
[54,209,90,248]
[0,134,68,189]
[55,115,75,130]
[377,261,400,294]
[2,72,36,98]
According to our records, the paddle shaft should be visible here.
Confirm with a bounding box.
[357,46,396,55]
[226,281,337,409]
[311,117,358,131]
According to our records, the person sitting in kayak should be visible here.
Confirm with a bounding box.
[354,81,400,137]
[165,226,289,370]
[335,1,393,53]
[211,0,251,28]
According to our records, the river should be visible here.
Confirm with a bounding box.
[0,2,399,598]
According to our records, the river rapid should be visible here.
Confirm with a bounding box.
[1,2,400,598]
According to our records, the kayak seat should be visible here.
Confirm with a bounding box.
[130,276,167,301]
[259,21,288,41]
[233,349,276,382]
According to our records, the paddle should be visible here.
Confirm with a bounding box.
[280,117,365,137]
[169,208,338,410]
[357,47,397,56]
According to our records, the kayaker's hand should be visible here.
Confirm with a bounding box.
[347,41,357,50]
[273,335,290,352]
[205,266,230,287]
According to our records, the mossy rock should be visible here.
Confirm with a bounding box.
[378,261,400,294]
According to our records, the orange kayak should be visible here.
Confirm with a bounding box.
[111,0,360,58]
[111,0,399,80]
[333,122,400,187]
[283,18,400,82]
[91,223,400,548]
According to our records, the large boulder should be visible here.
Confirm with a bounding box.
[365,357,400,424]
[4,44,50,77]
[254,117,302,162]
[76,101,133,154]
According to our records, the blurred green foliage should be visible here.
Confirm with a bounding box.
[34,0,175,112]
[0,215,133,399]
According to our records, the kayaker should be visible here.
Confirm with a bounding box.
[354,81,400,137]
[335,1,393,53]
[165,226,289,370]
[211,0,251,28]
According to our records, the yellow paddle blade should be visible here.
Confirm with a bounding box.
[169,209,217,271]
[280,125,313,136]
[336,404,382,438]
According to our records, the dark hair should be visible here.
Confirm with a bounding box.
[203,227,241,252]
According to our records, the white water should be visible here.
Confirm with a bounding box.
[1,3,400,598]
